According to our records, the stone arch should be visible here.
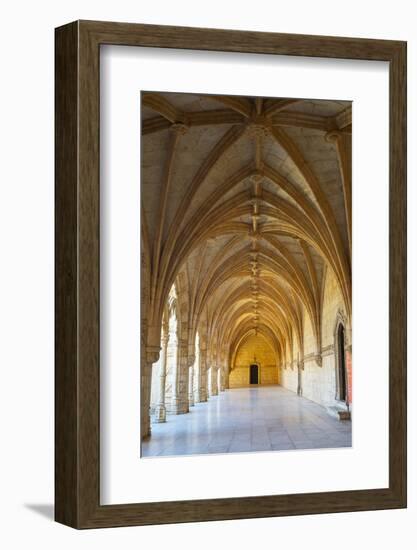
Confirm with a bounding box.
[140,92,352,441]
[334,309,348,402]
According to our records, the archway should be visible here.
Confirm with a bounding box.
[140,91,353,451]
[249,364,259,384]
[336,323,347,402]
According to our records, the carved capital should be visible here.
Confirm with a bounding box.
[170,122,188,135]
[179,338,188,350]
[146,345,161,364]
[325,130,343,144]
[250,173,264,185]
[246,121,270,139]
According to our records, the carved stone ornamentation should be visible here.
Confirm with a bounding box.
[245,117,270,139]
[140,92,353,442]
[170,122,189,135]
[146,346,161,365]
[315,354,322,368]
[324,129,343,144]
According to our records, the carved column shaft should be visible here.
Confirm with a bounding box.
[164,326,179,414]
[208,365,218,396]
[177,341,190,413]
[167,340,189,414]
[218,367,225,392]
[297,359,303,396]
[224,366,230,390]
[188,365,195,406]
[142,346,160,439]
[325,130,352,256]
[154,330,169,423]
[194,347,207,402]
[188,354,195,407]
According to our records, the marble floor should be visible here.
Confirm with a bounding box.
[141,385,352,458]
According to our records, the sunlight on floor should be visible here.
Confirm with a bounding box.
[141,385,352,458]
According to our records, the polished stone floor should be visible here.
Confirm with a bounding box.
[141,385,352,458]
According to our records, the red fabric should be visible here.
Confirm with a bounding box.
[345,350,352,404]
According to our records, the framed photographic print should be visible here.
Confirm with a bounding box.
[55,20,407,528]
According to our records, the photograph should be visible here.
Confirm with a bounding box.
[140,91,353,458]
[0,0,411,539]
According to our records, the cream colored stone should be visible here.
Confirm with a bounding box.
[140,93,352,439]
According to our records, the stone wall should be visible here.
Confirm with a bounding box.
[229,333,279,387]
[261,365,280,385]
[280,366,298,393]
[302,354,336,404]
[280,268,350,408]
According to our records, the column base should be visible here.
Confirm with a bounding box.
[141,420,151,440]
[194,389,207,403]
[153,404,166,423]
[166,399,189,415]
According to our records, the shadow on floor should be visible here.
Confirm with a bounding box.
[24,503,54,521]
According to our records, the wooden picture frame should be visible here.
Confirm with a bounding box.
[55,20,407,528]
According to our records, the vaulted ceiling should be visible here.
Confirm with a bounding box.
[141,91,352,365]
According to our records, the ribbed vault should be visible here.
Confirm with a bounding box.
[141,91,351,384]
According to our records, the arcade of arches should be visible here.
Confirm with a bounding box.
[141,92,352,450]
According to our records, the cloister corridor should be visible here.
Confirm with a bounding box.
[140,92,353,453]
[141,386,352,457]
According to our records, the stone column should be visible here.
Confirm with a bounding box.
[177,340,190,413]
[165,326,178,414]
[141,346,160,439]
[168,339,189,414]
[188,355,195,407]
[224,366,230,389]
[208,365,218,396]
[297,363,303,396]
[194,345,207,402]
[218,367,224,392]
[325,130,352,256]
[207,367,211,398]
[154,327,169,423]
